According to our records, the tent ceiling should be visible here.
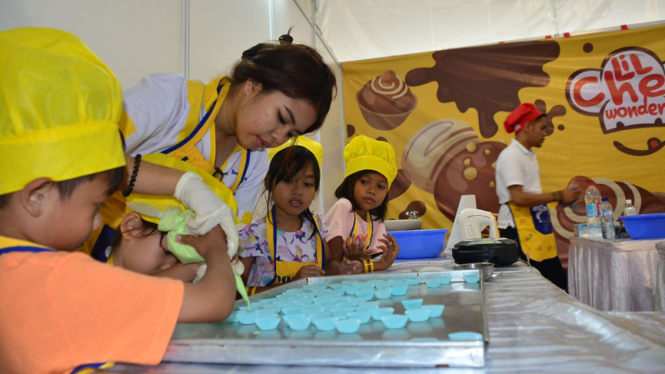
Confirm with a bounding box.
[317,0,665,62]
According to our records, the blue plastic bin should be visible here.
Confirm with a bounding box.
[621,213,665,239]
[390,229,448,259]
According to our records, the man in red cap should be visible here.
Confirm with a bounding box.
[495,103,579,292]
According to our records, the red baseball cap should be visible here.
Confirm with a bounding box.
[504,103,543,134]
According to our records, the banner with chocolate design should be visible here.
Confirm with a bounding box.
[341,24,665,267]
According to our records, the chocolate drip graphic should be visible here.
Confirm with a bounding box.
[405,41,560,138]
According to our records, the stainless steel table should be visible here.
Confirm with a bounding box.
[108,261,665,373]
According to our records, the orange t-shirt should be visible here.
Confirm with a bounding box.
[0,236,184,374]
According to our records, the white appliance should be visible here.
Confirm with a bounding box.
[444,195,476,253]
[457,208,498,240]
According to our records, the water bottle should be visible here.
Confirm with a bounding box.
[584,183,602,238]
[600,197,614,239]
[623,199,637,216]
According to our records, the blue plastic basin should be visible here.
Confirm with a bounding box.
[391,229,449,259]
[621,213,665,239]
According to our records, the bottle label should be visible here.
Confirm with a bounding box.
[586,203,599,218]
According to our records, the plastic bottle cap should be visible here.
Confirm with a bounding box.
[589,183,595,186]
[626,199,632,204]
[602,197,608,202]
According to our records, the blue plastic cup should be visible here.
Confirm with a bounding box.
[463,273,481,284]
[381,314,408,329]
[313,316,339,331]
[371,307,395,321]
[401,298,424,310]
[348,310,372,324]
[421,304,445,318]
[405,308,432,322]
[255,316,281,331]
[285,316,312,330]
[391,285,408,296]
[334,318,362,333]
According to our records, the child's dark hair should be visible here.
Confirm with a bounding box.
[0,166,124,209]
[264,144,321,236]
[110,218,166,252]
[230,32,336,134]
[334,170,389,221]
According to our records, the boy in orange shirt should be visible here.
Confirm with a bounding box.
[0,27,236,374]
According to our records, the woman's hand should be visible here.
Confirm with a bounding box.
[293,265,326,280]
[174,172,239,261]
[373,233,400,271]
[343,236,371,261]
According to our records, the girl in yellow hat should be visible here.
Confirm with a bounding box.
[324,136,401,273]
[238,137,362,295]
[118,32,336,226]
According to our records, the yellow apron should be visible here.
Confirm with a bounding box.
[0,240,115,374]
[350,212,373,250]
[79,153,239,261]
[266,209,325,285]
[508,203,558,262]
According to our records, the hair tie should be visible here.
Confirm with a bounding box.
[278,34,293,45]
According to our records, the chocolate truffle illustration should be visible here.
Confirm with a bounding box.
[357,70,417,130]
[402,119,479,194]
[434,141,506,221]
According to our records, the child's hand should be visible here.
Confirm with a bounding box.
[374,233,400,271]
[343,237,371,261]
[338,259,363,275]
[176,226,229,261]
[294,265,325,280]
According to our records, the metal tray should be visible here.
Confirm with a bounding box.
[165,270,489,368]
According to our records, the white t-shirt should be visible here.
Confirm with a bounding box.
[121,73,269,222]
[495,139,542,229]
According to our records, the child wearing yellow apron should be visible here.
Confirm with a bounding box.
[0,28,236,374]
[495,103,580,292]
[118,33,337,225]
[324,136,401,273]
[238,137,362,295]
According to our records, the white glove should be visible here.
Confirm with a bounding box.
[174,172,239,260]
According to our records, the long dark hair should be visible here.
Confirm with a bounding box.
[229,34,336,134]
[334,170,388,222]
[264,144,321,236]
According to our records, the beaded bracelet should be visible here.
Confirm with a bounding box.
[122,154,142,197]
[363,259,375,273]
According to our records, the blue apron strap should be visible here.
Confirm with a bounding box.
[90,225,118,263]
[265,208,278,286]
[0,246,55,255]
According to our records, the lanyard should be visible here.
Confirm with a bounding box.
[350,212,373,250]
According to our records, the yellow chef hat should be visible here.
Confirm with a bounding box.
[0,27,125,196]
[125,153,239,224]
[268,136,323,167]
[344,136,397,187]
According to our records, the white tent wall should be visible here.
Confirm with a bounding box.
[0,0,345,215]
[318,0,665,62]
[0,0,184,87]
